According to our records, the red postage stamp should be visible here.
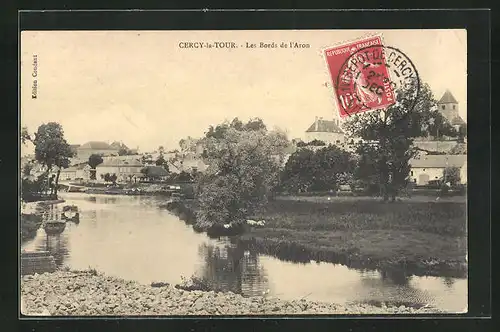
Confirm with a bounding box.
[324,35,396,118]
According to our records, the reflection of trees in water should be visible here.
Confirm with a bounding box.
[198,241,269,297]
[45,233,70,267]
[358,268,434,308]
[380,268,410,286]
[443,276,455,288]
[101,197,118,204]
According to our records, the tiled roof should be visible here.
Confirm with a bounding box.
[305,119,344,134]
[79,141,115,150]
[450,116,466,126]
[438,90,458,104]
[109,141,129,150]
[61,163,89,172]
[410,154,466,168]
[97,158,143,167]
[102,155,141,162]
[142,165,169,177]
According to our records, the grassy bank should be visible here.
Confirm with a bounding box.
[165,196,467,277]
[243,197,467,277]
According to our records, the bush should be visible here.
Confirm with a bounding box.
[21,176,49,202]
[21,213,42,241]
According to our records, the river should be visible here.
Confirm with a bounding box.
[21,193,467,313]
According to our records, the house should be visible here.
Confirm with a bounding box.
[101,155,142,163]
[179,137,205,154]
[412,138,459,154]
[305,117,345,145]
[58,163,92,181]
[409,154,467,185]
[95,157,144,183]
[75,141,120,161]
[169,152,209,174]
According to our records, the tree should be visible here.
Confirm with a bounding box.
[352,143,383,194]
[32,122,74,197]
[88,154,104,179]
[155,155,165,166]
[280,145,354,193]
[311,146,354,191]
[443,166,461,186]
[244,118,267,131]
[457,124,467,142]
[155,155,170,173]
[296,141,308,147]
[21,176,46,202]
[307,139,326,146]
[343,81,437,201]
[109,173,118,185]
[196,122,289,229]
[118,147,130,156]
[420,110,458,139]
[139,167,148,181]
[280,149,316,192]
[21,127,31,145]
[141,154,153,165]
[177,171,194,182]
[104,173,111,182]
[179,139,187,150]
[22,162,34,177]
[205,117,268,140]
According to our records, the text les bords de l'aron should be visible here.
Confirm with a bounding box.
[178,41,310,49]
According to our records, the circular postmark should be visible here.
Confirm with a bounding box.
[335,45,420,117]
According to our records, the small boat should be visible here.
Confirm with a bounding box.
[62,205,80,222]
[43,220,66,235]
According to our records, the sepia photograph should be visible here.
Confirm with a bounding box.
[20,28,468,316]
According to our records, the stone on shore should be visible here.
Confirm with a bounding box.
[20,270,442,316]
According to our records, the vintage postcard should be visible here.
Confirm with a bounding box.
[20,29,467,316]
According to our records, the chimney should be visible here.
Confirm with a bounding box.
[315,116,319,131]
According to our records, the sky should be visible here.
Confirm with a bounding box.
[20,29,467,155]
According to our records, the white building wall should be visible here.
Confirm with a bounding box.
[412,140,458,153]
[460,161,467,184]
[96,165,143,182]
[410,167,444,185]
[59,171,76,181]
[96,166,119,181]
[305,132,345,145]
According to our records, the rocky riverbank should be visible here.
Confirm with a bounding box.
[21,270,442,316]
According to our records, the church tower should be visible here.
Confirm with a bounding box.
[437,90,459,122]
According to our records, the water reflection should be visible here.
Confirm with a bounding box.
[196,241,269,297]
[20,193,467,312]
[380,268,410,286]
[44,234,70,266]
[443,277,455,288]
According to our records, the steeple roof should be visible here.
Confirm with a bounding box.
[438,90,458,104]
